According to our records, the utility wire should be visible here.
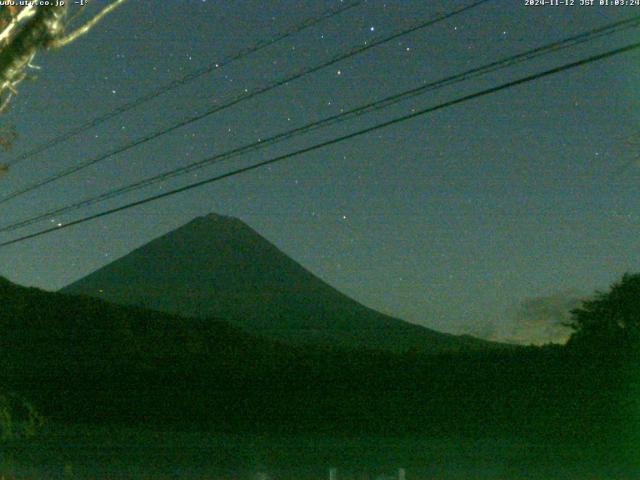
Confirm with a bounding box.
[0,0,491,204]
[2,14,639,234]
[4,0,362,167]
[1,40,638,248]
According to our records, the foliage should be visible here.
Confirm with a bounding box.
[566,273,640,353]
[0,392,44,441]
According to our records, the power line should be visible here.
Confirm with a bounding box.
[0,0,491,204]
[2,40,638,248]
[2,14,639,234]
[4,0,362,168]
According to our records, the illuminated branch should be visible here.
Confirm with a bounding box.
[0,6,35,45]
[48,0,127,48]
[0,1,127,113]
[0,5,67,109]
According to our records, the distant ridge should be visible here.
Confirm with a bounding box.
[62,213,496,353]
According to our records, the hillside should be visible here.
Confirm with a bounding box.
[0,275,633,451]
[0,276,286,425]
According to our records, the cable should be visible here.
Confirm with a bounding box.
[4,0,363,167]
[0,0,492,204]
[1,40,638,248]
[2,14,639,234]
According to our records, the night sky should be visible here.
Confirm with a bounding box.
[0,0,639,344]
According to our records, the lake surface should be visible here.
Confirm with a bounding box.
[0,425,635,479]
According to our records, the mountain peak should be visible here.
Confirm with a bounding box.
[203,212,237,223]
[62,215,496,353]
[185,212,250,233]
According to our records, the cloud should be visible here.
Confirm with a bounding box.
[499,291,586,345]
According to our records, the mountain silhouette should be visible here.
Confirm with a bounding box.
[62,213,494,353]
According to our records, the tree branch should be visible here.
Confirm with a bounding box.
[0,5,66,91]
[0,6,36,45]
[0,0,127,114]
[48,0,127,49]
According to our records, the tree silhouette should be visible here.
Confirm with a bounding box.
[566,273,640,353]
